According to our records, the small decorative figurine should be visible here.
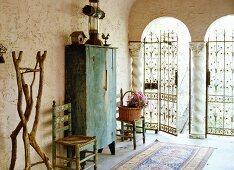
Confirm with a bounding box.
[70,31,87,44]
[102,33,110,46]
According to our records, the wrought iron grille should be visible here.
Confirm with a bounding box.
[143,32,160,132]
[143,31,178,135]
[207,30,234,136]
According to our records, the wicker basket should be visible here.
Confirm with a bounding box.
[118,90,142,121]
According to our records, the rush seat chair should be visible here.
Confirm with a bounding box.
[52,100,97,170]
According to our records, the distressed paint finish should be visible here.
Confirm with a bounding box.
[129,0,234,41]
[65,44,116,149]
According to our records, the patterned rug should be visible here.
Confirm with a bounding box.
[111,140,214,170]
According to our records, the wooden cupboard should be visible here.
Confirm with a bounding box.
[65,44,116,154]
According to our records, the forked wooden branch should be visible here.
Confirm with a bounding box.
[9,51,52,170]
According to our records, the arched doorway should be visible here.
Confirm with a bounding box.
[205,15,234,136]
[141,17,191,135]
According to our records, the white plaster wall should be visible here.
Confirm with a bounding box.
[99,0,135,92]
[0,0,134,169]
[129,0,234,41]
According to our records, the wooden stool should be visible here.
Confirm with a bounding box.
[116,116,145,150]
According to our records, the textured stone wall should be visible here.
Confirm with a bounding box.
[0,0,134,169]
[129,0,234,41]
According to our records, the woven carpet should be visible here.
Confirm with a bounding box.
[111,140,214,170]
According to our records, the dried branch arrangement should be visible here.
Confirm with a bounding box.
[9,51,52,170]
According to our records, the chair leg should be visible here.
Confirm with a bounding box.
[52,142,56,169]
[133,121,136,150]
[121,121,124,141]
[67,147,73,168]
[142,118,145,144]
[75,145,80,170]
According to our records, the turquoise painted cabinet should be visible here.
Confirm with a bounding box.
[65,44,116,152]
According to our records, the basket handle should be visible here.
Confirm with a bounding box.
[120,88,141,108]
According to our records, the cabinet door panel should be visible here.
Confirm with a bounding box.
[104,49,117,143]
[86,46,107,148]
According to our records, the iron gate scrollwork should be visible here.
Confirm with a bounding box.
[143,31,178,135]
[207,30,234,136]
[144,32,160,132]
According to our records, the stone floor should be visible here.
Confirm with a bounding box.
[97,131,234,170]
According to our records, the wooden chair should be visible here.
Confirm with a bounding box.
[116,117,145,150]
[52,100,97,170]
[116,93,145,150]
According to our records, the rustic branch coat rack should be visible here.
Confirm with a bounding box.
[9,51,52,170]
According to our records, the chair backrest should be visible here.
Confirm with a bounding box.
[52,100,72,141]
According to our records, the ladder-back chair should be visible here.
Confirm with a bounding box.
[52,100,97,170]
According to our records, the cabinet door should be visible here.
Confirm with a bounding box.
[104,48,117,144]
[86,46,107,148]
